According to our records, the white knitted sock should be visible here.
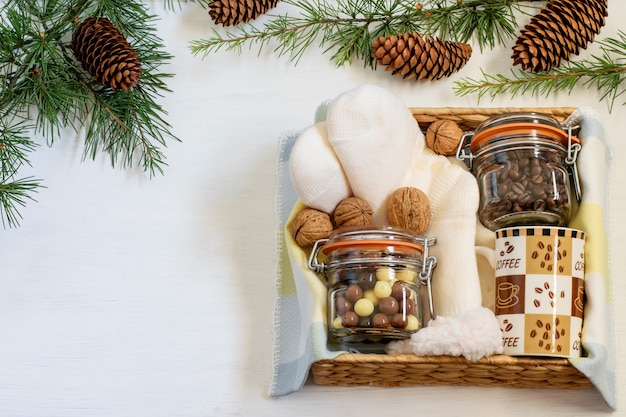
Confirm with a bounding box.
[326,84,421,224]
[427,166,483,317]
[289,122,352,214]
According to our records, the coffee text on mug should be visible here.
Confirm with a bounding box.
[503,337,520,347]
[496,258,521,270]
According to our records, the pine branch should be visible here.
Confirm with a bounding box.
[454,31,626,111]
[0,0,178,227]
[0,118,42,228]
[190,0,538,67]
[0,176,42,229]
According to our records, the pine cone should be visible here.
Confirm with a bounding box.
[511,0,608,72]
[72,17,141,91]
[372,33,472,81]
[209,0,280,26]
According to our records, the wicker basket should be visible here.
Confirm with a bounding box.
[310,107,592,391]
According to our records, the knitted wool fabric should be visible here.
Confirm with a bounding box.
[325,85,421,224]
[289,122,351,214]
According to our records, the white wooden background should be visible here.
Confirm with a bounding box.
[0,2,623,416]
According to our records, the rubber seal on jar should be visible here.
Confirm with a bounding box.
[470,122,580,153]
[321,239,424,255]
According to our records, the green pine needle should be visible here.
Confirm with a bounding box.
[455,31,626,112]
[0,0,180,227]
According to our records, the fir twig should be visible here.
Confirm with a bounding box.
[0,118,42,229]
[454,31,626,111]
[0,0,178,227]
[190,0,538,67]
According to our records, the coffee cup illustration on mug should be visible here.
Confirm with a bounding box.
[496,282,520,309]
[494,226,585,357]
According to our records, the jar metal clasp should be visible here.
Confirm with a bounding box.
[456,132,474,169]
[419,236,438,320]
[307,238,328,274]
[564,124,582,202]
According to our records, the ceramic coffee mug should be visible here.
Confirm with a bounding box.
[494,226,585,357]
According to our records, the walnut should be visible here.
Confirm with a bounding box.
[425,119,464,156]
[290,208,334,247]
[387,187,431,234]
[333,197,373,228]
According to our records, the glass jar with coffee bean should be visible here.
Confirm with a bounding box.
[457,112,582,231]
[308,226,437,353]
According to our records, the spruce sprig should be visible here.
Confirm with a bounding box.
[0,0,177,227]
[454,31,626,111]
[190,0,537,67]
[0,118,41,229]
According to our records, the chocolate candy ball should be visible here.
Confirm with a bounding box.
[404,298,416,315]
[345,284,363,303]
[373,280,392,298]
[354,298,375,317]
[391,281,408,300]
[358,316,372,327]
[391,313,408,328]
[372,313,390,328]
[375,267,395,281]
[335,296,352,315]
[358,270,377,289]
[379,296,399,315]
[342,311,359,327]
[396,268,417,283]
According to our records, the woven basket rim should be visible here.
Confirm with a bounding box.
[315,353,574,367]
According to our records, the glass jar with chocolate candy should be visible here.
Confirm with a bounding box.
[308,226,436,353]
[457,112,582,231]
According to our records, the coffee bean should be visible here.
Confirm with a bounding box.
[538,242,545,250]
[505,323,513,332]
[530,329,537,338]
[533,199,546,211]
[511,182,525,195]
[537,319,543,328]
[532,251,539,259]
[534,287,543,293]
[533,299,541,307]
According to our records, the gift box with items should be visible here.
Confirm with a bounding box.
[270,85,615,409]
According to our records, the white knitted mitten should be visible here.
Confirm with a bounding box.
[289,121,352,214]
[325,84,420,224]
